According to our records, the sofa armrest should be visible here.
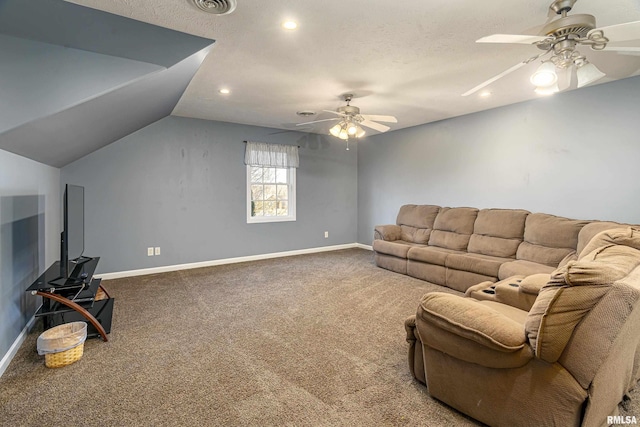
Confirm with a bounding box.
[519,273,551,295]
[405,315,418,343]
[416,292,533,368]
[374,224,401,241]
[405,315,426,383]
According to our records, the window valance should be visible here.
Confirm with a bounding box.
[244,141,299,168]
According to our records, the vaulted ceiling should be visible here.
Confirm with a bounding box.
[2,0,640,167]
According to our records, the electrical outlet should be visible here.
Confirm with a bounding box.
[147,247,154,256]
[154,247,161,256]
[324,231,329,238]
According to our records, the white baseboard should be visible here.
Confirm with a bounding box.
[355,243,373,251]
[0,315,36,379]
[96,243,369,280]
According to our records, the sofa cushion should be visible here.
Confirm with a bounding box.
[516,243,576,268]
[473,208,530,239]
[467,208,529,258]
[468,235,523,259]
[418,292,527,352]
[372,239,423,259]
[397,204,440,228]
[428,207,479,251]
[400,225,432,244]
[576,221,631,256]
[445,253,510,277]
[498,259,555,280]
[407,246,463,266]
[517,213,589,267]
[394,205,440,244]
[578,227,640,261]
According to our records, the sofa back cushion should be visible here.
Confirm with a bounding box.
[516,213,589,267]
[428,207,479,251]
[467,209,529,258]
[576,221,632,256]
[396,204,440,244]
[579,227,640,260]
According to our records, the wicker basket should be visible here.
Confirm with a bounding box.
[44,343,84,368]
[37,322,87,368]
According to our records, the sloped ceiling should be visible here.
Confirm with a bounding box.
[0,0,214,167]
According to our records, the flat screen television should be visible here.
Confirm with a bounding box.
[59,184,91,281]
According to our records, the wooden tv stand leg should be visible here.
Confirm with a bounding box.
[36,291,109,342]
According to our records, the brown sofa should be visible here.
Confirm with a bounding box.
[405,227,640,426]
[373,204,624,293]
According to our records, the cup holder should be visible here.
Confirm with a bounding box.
[482,289,496,295]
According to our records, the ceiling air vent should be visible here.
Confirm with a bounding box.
[192,0,237,15]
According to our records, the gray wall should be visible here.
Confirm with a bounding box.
[61,116,358,274]
[357,76,640,245]
[0,149,59,363]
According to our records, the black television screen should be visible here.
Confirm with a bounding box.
[60,184,87,280]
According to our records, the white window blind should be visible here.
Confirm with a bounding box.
[244,141,299,168]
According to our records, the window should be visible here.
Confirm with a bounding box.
[244,141,298,223]
[247,166,296,223]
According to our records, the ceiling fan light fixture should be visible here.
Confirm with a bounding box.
[329,123,342,138]
[576,62,606,88]
[534,82,560,95]
[530,61,558,87]
[329,121,365,140]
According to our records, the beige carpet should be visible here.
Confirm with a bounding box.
[1,249,638,426]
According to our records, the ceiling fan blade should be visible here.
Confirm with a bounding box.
[592,20,640,43]
[600,46,640,53]
[476,34,549,45]
[322,109,347,117]
[295,118,339,126]
[462,49,552,96]
[462,62,527,96]
[360,114,397,123]
[359,120,390,133]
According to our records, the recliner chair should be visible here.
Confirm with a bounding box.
[405,227,640,427]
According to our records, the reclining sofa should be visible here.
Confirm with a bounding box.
[373,204,628,293]
[376,205,640,426]
[405,227,640,426]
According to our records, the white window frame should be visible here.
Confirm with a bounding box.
[246,165,296,223]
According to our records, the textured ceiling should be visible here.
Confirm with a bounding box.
[67,0,640,136]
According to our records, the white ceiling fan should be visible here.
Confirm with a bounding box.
[297,94,397,141]
[463,0,640,96]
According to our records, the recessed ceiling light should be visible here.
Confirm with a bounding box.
[219,88,230,94]
[479,91,492,98]
[282,21,298,30]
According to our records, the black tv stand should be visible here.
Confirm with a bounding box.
[73,255,93,265]
[26,257,114,341]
